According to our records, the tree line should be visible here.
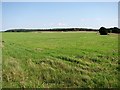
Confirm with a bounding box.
[4,28,97,32]
[99,27,120,35]
[4,27,120,34]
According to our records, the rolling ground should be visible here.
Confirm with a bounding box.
[2,32,119,88]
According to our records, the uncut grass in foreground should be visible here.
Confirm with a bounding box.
[2,32,119,88]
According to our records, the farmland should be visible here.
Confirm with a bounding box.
[2,32,119,88]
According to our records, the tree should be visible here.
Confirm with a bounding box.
[99,27,108,35]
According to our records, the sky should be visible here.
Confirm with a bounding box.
[0,2,2,31]
[2,2,118,31]
[118,1,120,28]
[1,0,120,2]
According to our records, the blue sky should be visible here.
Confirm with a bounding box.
[2,2,118,30]
[0,2,2,31]
[1,0,120,2]
[118,2,120,28]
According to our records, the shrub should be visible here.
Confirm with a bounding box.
[99,27,108,35]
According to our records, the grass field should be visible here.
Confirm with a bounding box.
[2,32,119,88]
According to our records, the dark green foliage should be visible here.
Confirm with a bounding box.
[111,27,120,33]
[99,27,120,34]
[5,27,120,34]
[5,28,98,32]
[99,27,108,35]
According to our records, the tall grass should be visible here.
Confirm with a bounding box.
[2,32,119,88]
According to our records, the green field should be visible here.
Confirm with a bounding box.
[2,32,119,88]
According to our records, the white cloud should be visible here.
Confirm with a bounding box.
[57,22,66,26]
[50,22,66,27]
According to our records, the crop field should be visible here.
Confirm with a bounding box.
[2,32,119,88]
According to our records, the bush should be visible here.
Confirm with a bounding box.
[99,27,108,35]
[111,27,120,33]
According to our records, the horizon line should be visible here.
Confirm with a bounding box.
[2,26,119,31]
